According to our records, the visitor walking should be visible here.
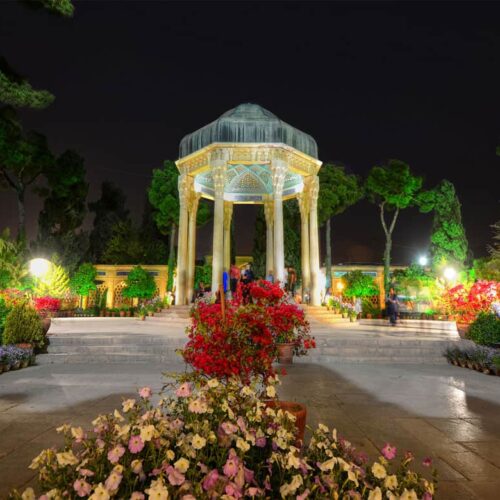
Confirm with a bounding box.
[386,287,399,326]
[287,266,297,295]
[230,263,240,293]
[266,270,274,283]
[195,281,207,301]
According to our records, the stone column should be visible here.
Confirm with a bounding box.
[271,155,287,285]
[309,175,321,306]
[298,189,310,299]
[223,201,233,272]
[210,150,227,293]
[175,173,190,305]
[186,189,200,305]
[263,196,274,277]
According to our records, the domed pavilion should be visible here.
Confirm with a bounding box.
[175,103,323,305]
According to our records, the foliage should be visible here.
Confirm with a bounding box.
[0,107,54,237]
[88,182,130,263]
[122,266,156,300]
[0,58,54,109]
[467,313,500,346]
[475,221,500,281]
[2,303,44,348]
[444,344,498,372]
[365,160,423,293]
[0,227,28,288]
[392,264,435,300]
[0,344,33,366]
[33,261,70,298]
[341,271,379,299]
[441,280,498,324]
[35,150,89,273]
[19,376,436,499]
[0,297,9,343]
[283,199,301,281]
[251,206,266,279]
[70,263,97,297]
[33,296,61,313]
[183,281,313,381]
[418,180,468,270]
[361,298,381,317]
[194,264,212,289]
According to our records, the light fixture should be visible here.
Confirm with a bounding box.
[29,258,51,278]
[443,267,457,281]
[418,255,428,266]
[336,281,345,291]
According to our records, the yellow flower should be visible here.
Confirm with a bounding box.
[71,427,84,441]
[286,452,301,469]
[400,489,418,500]
[319,457,337,471]
[140,424,156,442]
[115,424,131,438]
[279,474,303,497]
[89,483,110,500]
[423,480,435,495]
[207,378,219,388]
[266,385,276,398]
[191,434,207,450]
[56,450,79,466]
[348,470,359,487]
[56,424,70,434]
[241,386,254,397]
[145,478,169,500]
[367,487,382,500]
[384,475,398,490]
[371,462,387,479]
[236,437,250,452]
[122,398,136,412]
[174,457,190,473]
[113,409,124,422]
[188,399,208,414]
[44,490,62,500]
[166,450,175,461]
[21,488,35,500]
[318,423,329,433]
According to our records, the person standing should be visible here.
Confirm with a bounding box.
[287,266,297,295]
[266,269,274,283]
[386,287,399,326]
[230,263,240,294]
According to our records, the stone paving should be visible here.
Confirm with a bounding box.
[1,359,499,498]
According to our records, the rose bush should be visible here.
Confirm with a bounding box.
[14,375,437,499]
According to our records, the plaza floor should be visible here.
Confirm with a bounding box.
[1,359,499,498]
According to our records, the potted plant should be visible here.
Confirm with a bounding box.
[119,307,126,318]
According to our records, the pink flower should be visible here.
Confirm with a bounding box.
[223,450,240,478]
[297,489,310,500]
[181,496,196,500]
[422,457,433,467]
[221,422,238,435]
[246,487,263,497]
[202,469,220,491]
[73,479,91,497]
[381,443,397,460]
[255,436,266,448]
[107,444,125,464]
[176,382,192,397]
[105,471,123,492]
[422,493,433,500]
[79,468,94,477]
[128,435,145,454]
[139,386,152,399]
[236,416,247,433]
[170,418,184,430]
[130,493,145,500]
[225,482,243,498]
[167,465,185,486]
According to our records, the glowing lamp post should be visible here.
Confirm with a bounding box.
[418,255,428,266]
[443,267,457,283]
[29,258,51,278]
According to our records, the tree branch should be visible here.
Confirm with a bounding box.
[379,202,389,237]
[389,208,399,235]
[0,168,20,191]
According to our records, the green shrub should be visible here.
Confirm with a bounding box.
[0,297,10,344]
[467,313,500,346]
[123,266,156,300]
[2,304,45,348]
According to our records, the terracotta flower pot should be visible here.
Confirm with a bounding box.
[276,343,295,364]
[41,318,51,335]
[456,322,470,339]
[266,400,307,446]
[366,314,372,319]
[119,311,125,317]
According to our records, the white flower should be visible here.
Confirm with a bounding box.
[113,409,124,422]
[318,457,337,471]
[318,423,329,433]
[21,488,35,500]
[384,475,398,490]
[400,489,418,500]
[286,452,301,469]
[89,483,110,500]
[140,425,156,442]
[56,450,79,466]
[279,474,303,497]
[371,462,387,479]
[207,378,219,388]
[266,385,276,398]
[122,399,136,412]
[145,478,169,500]
[191,434,207,450]
[367,487,382,500]
[174,457,190,473]
[236,437,250,452]
[71,427,85,441]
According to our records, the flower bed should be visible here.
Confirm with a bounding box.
[13,375,437,499]
[444,345,500,375]
[0,345,35,373]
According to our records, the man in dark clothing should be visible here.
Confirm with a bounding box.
[386,287,399,326]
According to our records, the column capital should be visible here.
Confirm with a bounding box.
[178,174,191,208]
[223,201,233,230]
[309,175,320,205]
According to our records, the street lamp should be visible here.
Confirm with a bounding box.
[443,267,457,282]
[29,258,51,278]
[418,255,428,266]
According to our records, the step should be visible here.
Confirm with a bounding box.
[38,353,187,365]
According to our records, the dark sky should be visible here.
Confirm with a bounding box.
[1,1,499,264]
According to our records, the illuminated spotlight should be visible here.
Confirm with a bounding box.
[29,258,51,278]
[336,281,345,291]
[418,256,428,266]
[443,267,457,281]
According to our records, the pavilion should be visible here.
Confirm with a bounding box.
[175,103,323,305]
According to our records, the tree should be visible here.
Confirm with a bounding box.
[69,263,97,307]
[35,150,89,272]
[474,221,500,280]
[0,107,54,239]
[122,266,156,301]
[0,0,74,109]
[318,163,364,289]
[148,160,210,291]
[341,270,379,299]
[0,227,28,288]
[365,160,423,294]
[88,182,129,263]
[33,261,70,298]
[417,180,469,271]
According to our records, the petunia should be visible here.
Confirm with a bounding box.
[139,386,152,399]
[130,493,145,500]
[367,487,382,500]
[176,382,192,397]
[191,434,207,450]
[56,450,79,466]
[122,399,136,412]
[167,465,185,486]
[107,445,125,464]
[202,469,220,491]
[128,435,145,454]
[88,483,110,500]
[73,479,92,497]
[371,462,387,479]
[381,443,397,460]
[21,488,35,500]
[104,470,123,493]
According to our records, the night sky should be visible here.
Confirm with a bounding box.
[1,1,499,264]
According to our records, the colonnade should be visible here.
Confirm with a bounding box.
[175,153,321,306]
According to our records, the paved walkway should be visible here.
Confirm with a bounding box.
[1,359,499,498]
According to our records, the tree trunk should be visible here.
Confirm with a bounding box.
[325,217,332,291]
[167,223,177,292]
[383,236,392,295]
[17,188,26,242]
